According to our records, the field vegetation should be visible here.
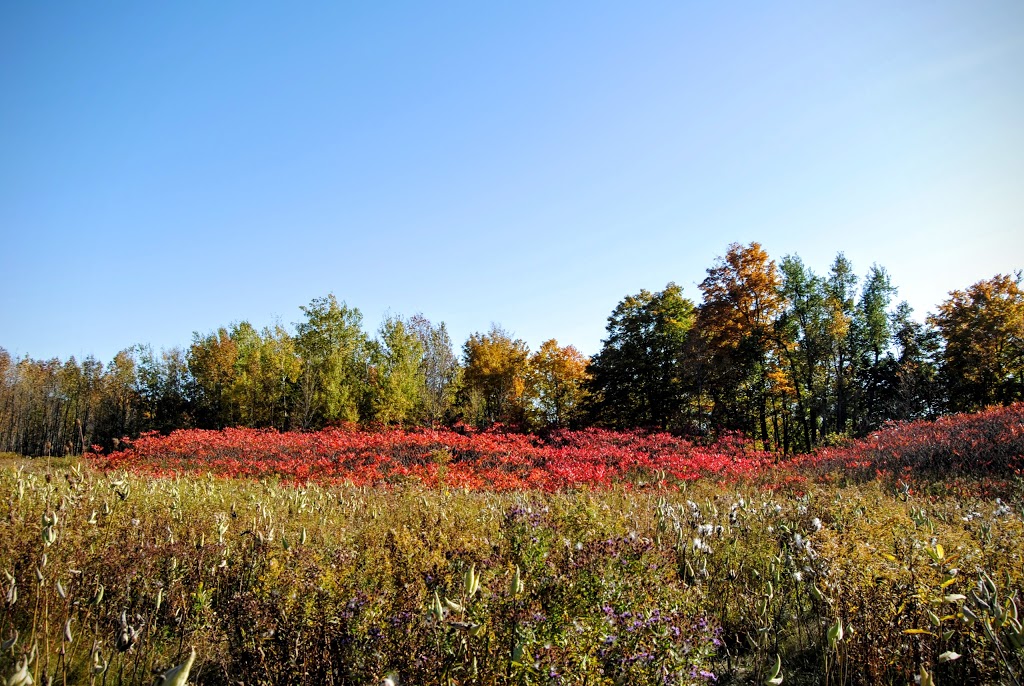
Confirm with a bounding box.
[2,243,1022,683]
[2,405,1023,685]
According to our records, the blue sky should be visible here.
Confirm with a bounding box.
[2,1,1022,363]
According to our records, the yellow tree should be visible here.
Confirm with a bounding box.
[460,326,531,427]
[696,242,784,445]
[929,273,1024,411]
[528,339,590,429]
[187,328,239,429]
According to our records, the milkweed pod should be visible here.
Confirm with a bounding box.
[6,658,32,686]
[160,647,195,686]
[444,598,464,614]
[827,619,843,647]
[938,650,961,663]
[511,566,524,596]
[464,565,480,598]
[156,588,163,612]
[430,591,445,622]
[919,666,933,686]
[300,527,307,546]
[64,618,74,643]
[92,647,107,675]
[92,585,104,606]
[970,589,991,611]
[764,654,783,685]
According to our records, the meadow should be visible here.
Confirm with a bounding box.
[2,405,1023,685]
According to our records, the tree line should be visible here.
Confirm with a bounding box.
[2,242,1021,456]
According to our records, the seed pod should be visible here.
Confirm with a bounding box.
[971,590,991,611]
[6,658,32,686]
[983,573,997,597]
[92,647,107,675]
[64,618,74,643]
[828,619,844,647]
[764,654,783,685]
[513,566,525,596]
[430,591,446,622]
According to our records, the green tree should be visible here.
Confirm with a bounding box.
[891,302,942,421]
[589,283,695,430]
[822,253,858,436]
[851,265,898,432]
[367,316,426,426]
[294,294,369,427]
[408,314,461,425]
[259,325,303,430]
[776,255,830,450]
[136,344,192,433]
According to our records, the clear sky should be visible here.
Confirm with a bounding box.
[2,1,1022,364]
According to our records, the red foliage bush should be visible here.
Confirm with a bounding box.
[87,426,780,490]
[87,404,1024,488]
[799,403,1024,478]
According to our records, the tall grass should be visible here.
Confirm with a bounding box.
[1,462,1022,684]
